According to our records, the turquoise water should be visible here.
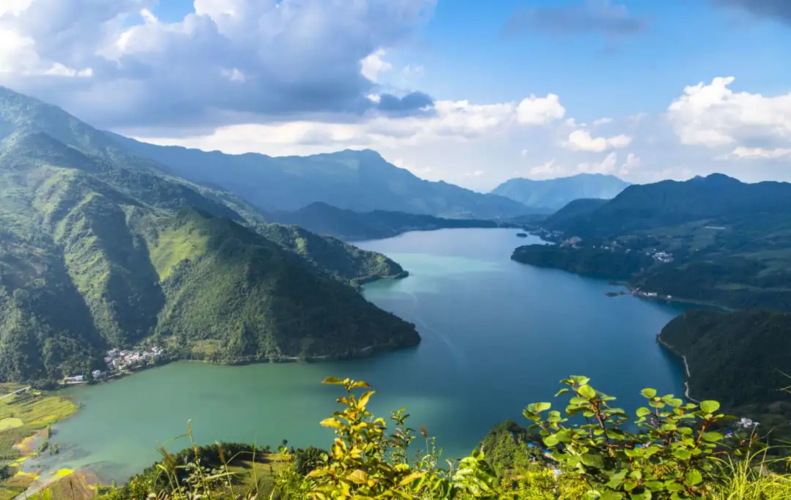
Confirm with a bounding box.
[29,228,686,482]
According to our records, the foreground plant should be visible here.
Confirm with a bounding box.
[285,376,499,499]
[523,376,739,499]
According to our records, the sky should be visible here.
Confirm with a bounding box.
[1,0,790,191]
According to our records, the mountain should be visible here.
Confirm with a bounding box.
[513,174,791,311]
[266,202,501,241]
[107,133,534,219]
[0,86,419,383]
[551,174,791,237]
[659,309,791,409]
[490,174,629,211]
[543,198,609,227]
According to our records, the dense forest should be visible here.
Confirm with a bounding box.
[265,202,501,241]
[0,87,419,383]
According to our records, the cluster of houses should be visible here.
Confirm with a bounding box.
[652,251,674,263]
[63,346,165,384]
[632,288,673,301]
[104,347,164,371]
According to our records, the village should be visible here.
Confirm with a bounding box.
[63,346,165,384]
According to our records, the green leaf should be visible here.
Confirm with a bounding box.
[702,431,724,442]
[533,402,552,413]
[636,407,651,417]
[322,377,343,385]
[581,453,605,469]
[640,388,657,398]
[700,400,720,414]
[543,434,560,447]
[672,449,691,460]
[555,388,570,397]
[579,385,597,399]
[601,491,623,500]
[685,470,703,486]
[571,375,591,386]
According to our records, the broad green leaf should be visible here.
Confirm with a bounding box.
[636,407,651,417]
[601,491,623,500]
[685,470,703,485]
[672,449,691,460]
[700,400,720,414]
[322,377,343,385]
[702,431,724,442]
[581,453,605,469]
[543,434,560,447]
[556,388,570,397]
[579,385,597,399]
[640,388,657,398]
[534,402,552,413]
[571,375,591,386]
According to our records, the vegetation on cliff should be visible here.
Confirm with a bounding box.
[0,87,418,383]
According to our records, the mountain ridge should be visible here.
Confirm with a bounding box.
[0,86,419,383]
[107,133,535,219]
[491,173,630,211]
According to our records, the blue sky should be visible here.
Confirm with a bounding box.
[1,0,790,190]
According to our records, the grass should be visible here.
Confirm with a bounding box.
[149,224,209,280]
[0,392,78,460]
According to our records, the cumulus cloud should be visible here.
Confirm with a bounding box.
[135,93,569,154]
[577,152,619,174]
[563,130,632,152]
[727,147,791,160]
[361,49,392,82]
[0,0,436,128]
[507,0,648,39]
[667,76,791,149]
[713,0,791,24]
[516,94,566,125]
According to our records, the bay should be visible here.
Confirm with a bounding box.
[27,228,686,482]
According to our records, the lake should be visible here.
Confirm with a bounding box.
[27,228,687,482]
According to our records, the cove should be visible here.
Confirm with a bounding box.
[26,228,687,483]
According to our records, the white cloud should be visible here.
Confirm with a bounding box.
[620,153,641,174]
[464,170,484,177]
[577,152,619,174]
[361,49,393,82]
[521,149,529,157]
[564,129,632,152]
[593,117,613,126]
[516,94,566,125]
[668,76,791,148]
[0,0,436,128]
[728,147,791,160]
[529,159,564,178]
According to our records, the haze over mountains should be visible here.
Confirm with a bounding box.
[491,173,630,211]
[109,134,534,220]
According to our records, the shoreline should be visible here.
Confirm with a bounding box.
[656,335,698,403]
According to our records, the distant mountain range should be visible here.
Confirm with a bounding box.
[108,134,535,220]
[266,202,504,241]
[491,173,630,211]
[548,173,791,237]
[0,86,419,383]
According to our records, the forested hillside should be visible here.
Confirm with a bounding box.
[108,134,533,219]
[266,202,500,241]
[0,87,418,383]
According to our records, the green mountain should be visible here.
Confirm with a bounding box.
[543,198,609,226]
[491,173,629,211]
[552,174,791,237]
[266,202,501,241]
[514,174,791,311]
[659,309,791,410]
[107,133,533,219]
[0,86,419,383]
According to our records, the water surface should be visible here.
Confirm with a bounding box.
[30,228,686,481]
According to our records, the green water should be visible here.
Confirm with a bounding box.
[29,228,687,482]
